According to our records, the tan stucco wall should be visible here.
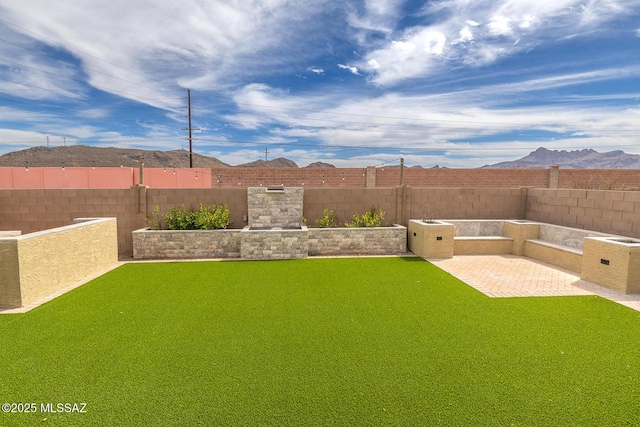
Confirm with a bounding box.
[503,222,540,256]
[0,239,21,308]
[407,220,454,259]
[0,218,118,308]
[454,237,513,255]
[524,240,582,273]
[581,238,640,294]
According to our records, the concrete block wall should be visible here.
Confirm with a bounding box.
[144,188,249,230]
[526,189,640,238]
[0,188,144,256]
[407,188,527,222]
[3,185,640,257]
[303,188,399,226]
[558,169,640,190]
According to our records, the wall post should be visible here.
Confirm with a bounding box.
[548,165,559,188]
[366,166,376,188]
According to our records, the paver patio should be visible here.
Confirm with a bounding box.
[429,254,640,312]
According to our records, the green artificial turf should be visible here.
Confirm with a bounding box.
[1,257,640,426]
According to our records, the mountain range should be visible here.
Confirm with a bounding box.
[483,147,640,169]
[1,145,639,169]
[0,146,328,168]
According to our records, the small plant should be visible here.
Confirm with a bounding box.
[418,201,435,223]
[314,209,338,228]
[345,205,385,228]
[164,203,231,230]
[573,174,620,190]
[145,204,161,230]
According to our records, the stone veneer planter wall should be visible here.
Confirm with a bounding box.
[132,225,408,259]
[132,228,242,259]
[308,225,407,256]
[240,226,308,260]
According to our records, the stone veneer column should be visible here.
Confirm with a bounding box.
[247,187,304,228]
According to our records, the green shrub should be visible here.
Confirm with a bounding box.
[163,203,230,230]
[314,209,338,228]
[194,202,231,230]
[345,205,385,227]
[145,205,161,230]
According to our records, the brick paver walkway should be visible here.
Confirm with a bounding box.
[429,255,640,312]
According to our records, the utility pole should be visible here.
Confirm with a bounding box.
[187,89,193,168]
[139,156,144,186]
[400,157,404,185]
[265,147,269,167]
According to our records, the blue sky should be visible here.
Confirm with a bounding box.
[0,0,639,167]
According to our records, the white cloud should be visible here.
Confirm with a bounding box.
[221,64,640,166]
[488,15,512,36]
[308,67,325,74]
[453,26,474,44]
[338,64,360,75]
[0,0,333,107]
[363,27,447,85]
[352,0,639,86]
[635,28,640,37]
[347,0,404,35]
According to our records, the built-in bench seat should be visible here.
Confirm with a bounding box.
[524,238,583,272]
[523,224,615,272]
[408,219,640,293]
[454,235,514,255]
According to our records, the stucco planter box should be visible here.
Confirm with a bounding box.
[307,224,407,256]
[132,228,242,259]
[407,220,454,259]
[581,237,640,294]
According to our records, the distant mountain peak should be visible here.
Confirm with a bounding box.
[483,147,640,169]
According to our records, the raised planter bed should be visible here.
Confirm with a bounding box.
[581,237,640,294]
[133,224,407,259]
[408,220,454,259]
[308,224,407,256]
[132,228,242,259]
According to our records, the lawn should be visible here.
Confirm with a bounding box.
[1,257,639,426]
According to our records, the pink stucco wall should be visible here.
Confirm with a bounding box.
[0,167,209,189]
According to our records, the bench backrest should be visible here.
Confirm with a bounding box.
[538,224,615,250]
[447,220,504,237]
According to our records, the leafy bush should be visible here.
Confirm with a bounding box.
[194,202,231,230]
[163,203,230,230]
[145,205,161,230]
[345,205,385,228]
[314,209,338,228]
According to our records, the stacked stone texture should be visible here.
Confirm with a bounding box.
[240,228,308,260]
[308,226,407,256]
[132,229,241,259]
[247,187,303,228]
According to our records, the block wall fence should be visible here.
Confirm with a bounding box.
[2,166,639,190]
[3,185,640,256]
